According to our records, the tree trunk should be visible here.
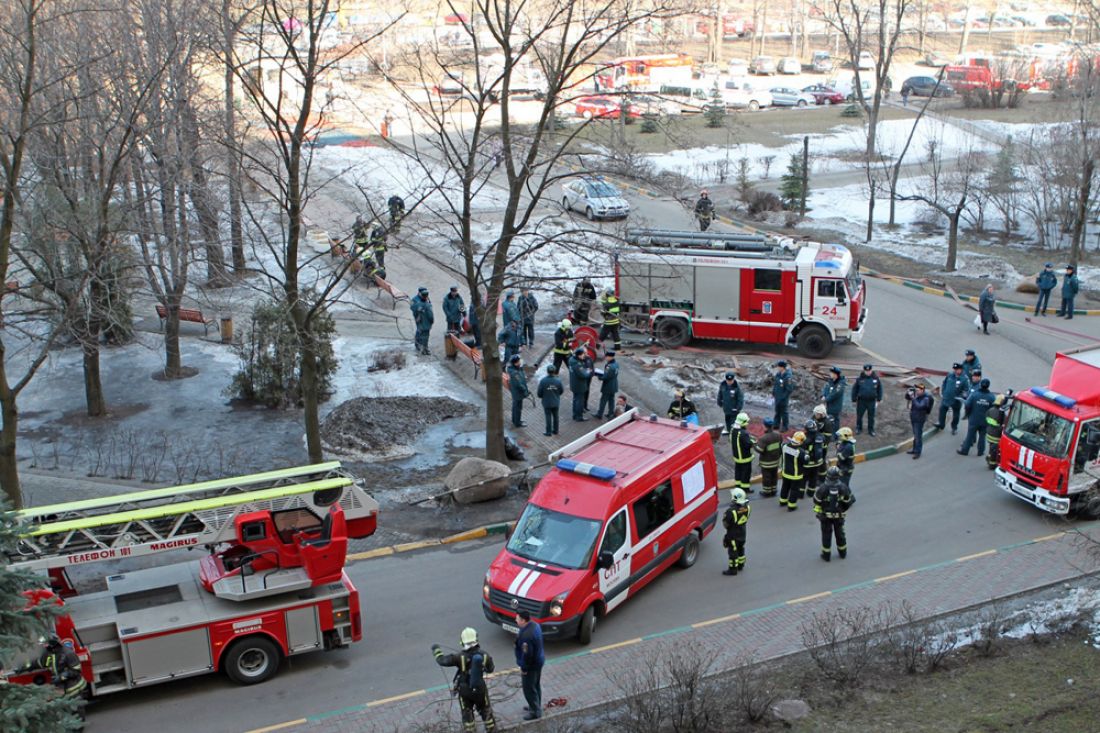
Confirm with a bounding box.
[1071,157,1093,266]
[223,7,245,273]
[0,354,22,509]
[299,335,323,463]
[83,341,106,417]
[164,304,182,378]
[946,213,960,271]
[959,3,972,55]
[480,308,507,464]
[888,170,898,225]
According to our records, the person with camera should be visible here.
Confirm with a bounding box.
[905,383,935,459]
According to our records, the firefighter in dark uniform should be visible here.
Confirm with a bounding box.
[370,225,388,269]
[721,488,750,576]
[598,288,622,351]
[433,628,497,733]
[571,277,597,325]
[387,194,406,228]
[985,393,1009,469]
[814,466,856,561]
[667,389,697,421]
[352,216,370,258]
[813,404,833,444]
[779,431,807,511]
[802,419,825,498]
[552,319,574,371]
[36,634,88,719]
[755,417,783,497]
[835,427,856,487]
[730,412,756,495]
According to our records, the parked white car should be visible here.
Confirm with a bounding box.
[720,80,773,110]
[857,51,875,70]
[561,177,631,220]
[778,57,802,74]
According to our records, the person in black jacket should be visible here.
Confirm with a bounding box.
[850,364,883,436]
[729,412,756,494]
[514,612,545,720]
[667,389,698,421]
[905,383,935,459]
[433,628,496,732]
[814,467,855,561]
[717,372,744,434]
[537,365,563,436]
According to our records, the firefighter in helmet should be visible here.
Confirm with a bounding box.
[433,628,496,733]
[835,426,856,487]
[730,412,756,495]
[802,419,826,498]
[598,287,622,352]
[369,224,388,269]
[985,392,1010,469]
[34,634,88,721]
[813,466,856,561]
[779,431,807,511]
[721,488,751,576]
[552,319,574,371]
[667,389,698,422]
[694,189,715,231]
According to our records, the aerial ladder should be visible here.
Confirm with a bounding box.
[4,463,379,695]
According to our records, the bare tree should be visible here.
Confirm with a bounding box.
[379,0,679,462]
[882,77,940,226]
[896,141,986,271]
[818,0,911,241]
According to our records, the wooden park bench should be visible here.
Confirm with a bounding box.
[330,236,408,308]
[155,304,215,336]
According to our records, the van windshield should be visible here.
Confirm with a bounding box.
[507,504,602,570]
[1005,400,1075,459]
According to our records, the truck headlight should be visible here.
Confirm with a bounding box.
[483,571,492,601]
[549,592,568,617]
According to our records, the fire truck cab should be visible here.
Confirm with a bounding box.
[995,347,1100,517]
[482,410,720,645]
[620,229,867,358]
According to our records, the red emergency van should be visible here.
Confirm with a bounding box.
[481,410,720,644]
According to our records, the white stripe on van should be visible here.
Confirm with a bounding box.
[518,568,541,596]
[508,567,531,595]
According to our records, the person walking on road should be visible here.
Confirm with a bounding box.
[1057,264,1080,319]
[822,366,847,435]
[978,284,998,335]
[518,288,539,348]
[958,378,996,456]
[1035,263,1058,316]
[537,365,563,436]
[514,611,545,720]
[433,628,497,733]
[721,488,751,576]
[779,431,807,511]
[935,362,970,435]
[568,348,593,421]
[594,351,619,419]
[814,466,855,562]
[506,355,529,428]
[410,287,435,356]
[443,286,466,333]
[851,364,883,436]
[730,412,756,495]
[905,383,935,459]
[835,427,856,487]
[717,371,744,435]
[772,360,794,431]
[755,418,783,497]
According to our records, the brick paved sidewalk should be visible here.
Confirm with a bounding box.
[274,528,1099,733]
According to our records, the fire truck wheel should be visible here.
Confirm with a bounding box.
[655,318,690,348]
[224,636,281,685]
[1077,487,1100,520]
[796,325,833,359]
[577,605,597,646]
[676,533,700,568]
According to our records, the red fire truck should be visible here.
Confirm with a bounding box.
[4,462,379,696]
[995,347,1100,518]
[619,229,867,358]
[594,54,695,92]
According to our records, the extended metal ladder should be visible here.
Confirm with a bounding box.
[8,462,379,571]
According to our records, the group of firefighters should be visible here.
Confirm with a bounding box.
[346,195,406,281]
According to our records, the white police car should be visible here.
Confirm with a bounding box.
[561,176,631,221]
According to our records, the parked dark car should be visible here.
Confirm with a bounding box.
[802,84,845,105]
[1046,14,1072,26]
[901,75,954,97]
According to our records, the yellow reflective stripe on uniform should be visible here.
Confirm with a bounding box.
[19,462,345,520]
[28,476,352,536]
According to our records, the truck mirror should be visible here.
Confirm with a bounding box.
[597,551,615,570]
[504,522,514,541]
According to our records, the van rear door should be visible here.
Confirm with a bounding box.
[597,509,632,612]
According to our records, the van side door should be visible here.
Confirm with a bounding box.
[597,509,632,612]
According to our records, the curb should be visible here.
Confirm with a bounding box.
[862,267,1100,316]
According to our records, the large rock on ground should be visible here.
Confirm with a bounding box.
[445,457,511,504]
[771,699,812,723]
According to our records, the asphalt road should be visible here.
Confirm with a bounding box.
[86,169,1100,733]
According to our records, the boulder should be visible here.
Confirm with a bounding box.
[445,457,511,504]
[771,699,811,723]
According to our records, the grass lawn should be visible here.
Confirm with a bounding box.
[931,92,1082,126]
[789,634,1100,733]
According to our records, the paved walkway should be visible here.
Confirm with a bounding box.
[250,527,1099,733]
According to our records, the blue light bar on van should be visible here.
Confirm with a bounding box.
[556,459,616,481]
[1029,386,1077,409]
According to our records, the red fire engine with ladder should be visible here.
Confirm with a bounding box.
[619,229,867,358]
[3,462,378,696]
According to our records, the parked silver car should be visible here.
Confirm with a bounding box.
[768,87,816,107]
[561,177,631,220]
